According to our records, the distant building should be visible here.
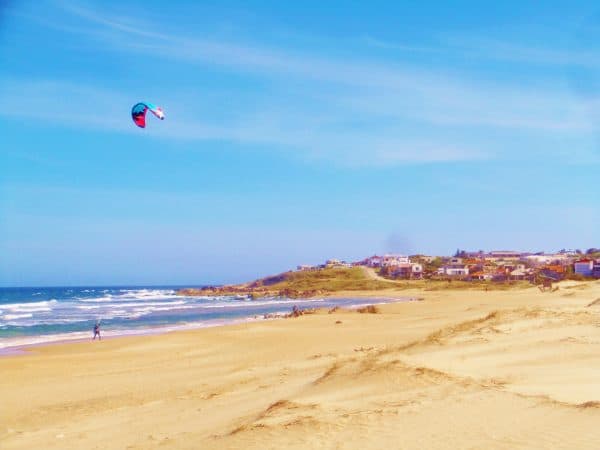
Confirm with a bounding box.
[438,264,469,276]
[486,251,522,262]
[509,268,530,280]
[361,255,383,268]
[411,255,436,263]
[297,265,316,271]
[411,263,423,278]
[592,262,600,279]
[470,272,493,281]
[523,254,572,266]
[390,262,423,279]
[391,264,412,278]
[381,254,410,267]
[325,259,342,267]
[574,259,594,277]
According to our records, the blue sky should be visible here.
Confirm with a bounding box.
[1,0,599,286]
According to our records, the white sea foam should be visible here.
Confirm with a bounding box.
[1,300,57,313]
[77,300,187,310]
[78,291,179,303]
[131,305,197,314]
[201,298,325,309]
[2,313,33,320]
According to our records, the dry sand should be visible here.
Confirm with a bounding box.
[2,281,600,449]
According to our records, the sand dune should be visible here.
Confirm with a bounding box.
[2,281,600,449]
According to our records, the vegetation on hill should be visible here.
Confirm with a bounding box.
[178,267,396,298]
[178,266,540,299]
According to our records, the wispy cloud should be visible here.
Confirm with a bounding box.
[5,1,600,166]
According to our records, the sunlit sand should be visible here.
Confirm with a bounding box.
[2,281,600,449]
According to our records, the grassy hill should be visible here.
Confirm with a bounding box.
[250,267,396,292]
[178,267,396,298]
[178,266,538,299]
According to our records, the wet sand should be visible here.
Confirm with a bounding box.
[2,280,600,449]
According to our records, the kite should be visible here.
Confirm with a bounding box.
[131,102,165,128]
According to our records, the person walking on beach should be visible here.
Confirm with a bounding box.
[93,321,101,340]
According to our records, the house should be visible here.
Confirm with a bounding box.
[325,259,350,268]
[438,264,469,276]
[361,255,383,268]
[381,254,410,267]
[391,264,412,278]
[470,272,493,281]
[413,255,436,263]
[523,254,572,266]
[592,262,600,279]
[411,263,423,278]
[390,262,423,279]
[297,265,316,271]
[574,259,594,277]
[541,264,566,275]
[509,268,530,280]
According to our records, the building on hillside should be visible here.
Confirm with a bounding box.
[523,254,572,266]
[411,263,423,278]
[297,265,316,271]
[412,255,436,263]
[574,259,594,277]
[381,254,410,267]
[486,251,522,261]
[469,272,493,281]
[325,259,351,268]
[498,263,527,273]
[390,262,423,279]
[438,264,469,276]
[592,262,600,279]
[360,255,383,268]
[509,268,531,280]
[390,264,412,278]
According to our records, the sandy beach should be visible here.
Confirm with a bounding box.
[2,281,600,449]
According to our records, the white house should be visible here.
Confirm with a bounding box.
[390,262,423,279]
[438,264,469,276]
[411,263,423,275]
[523,254,572,266]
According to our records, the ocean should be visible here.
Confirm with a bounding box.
[0,286,407,351]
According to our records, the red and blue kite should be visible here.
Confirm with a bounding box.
[131,102,165,128]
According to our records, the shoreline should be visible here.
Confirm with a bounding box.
[0,316,263,356]
[0,295,415,355]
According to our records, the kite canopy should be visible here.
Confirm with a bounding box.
[131,102,165,128]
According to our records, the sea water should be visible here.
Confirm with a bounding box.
[0,286,408,351]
